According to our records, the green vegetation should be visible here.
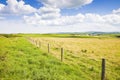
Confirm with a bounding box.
[0,36,90,80]
[31,37,120,80]
[15,32,120,38]
[0,34,21,38]
[0,33,120,80]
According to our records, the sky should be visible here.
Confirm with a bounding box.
[0,0,120,33]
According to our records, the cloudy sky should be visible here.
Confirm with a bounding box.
[0,0,120,33]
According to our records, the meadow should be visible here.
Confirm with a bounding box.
[0,34,120,80]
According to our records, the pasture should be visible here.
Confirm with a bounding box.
[0,34,120,80]
[29,37,120,80]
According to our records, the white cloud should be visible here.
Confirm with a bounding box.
[85,13,105,23]
[113,8,120,14]
[38,6,60,14]
[23,8,120,32]
[38,7,61,19]
[1,19,120,34]
[40,0,93,8]
[0,0,36,15]
[103,14,120,25]
[23,12,120,26]
[23,13,85,26]
[0,4,5,10]
[0,0,120,33]
[0,0,93,16]
[0,16,5,20]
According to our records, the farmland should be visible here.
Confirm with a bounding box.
[0,34,120,80]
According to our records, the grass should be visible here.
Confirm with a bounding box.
[0,36,87,80]
[15,33,107,38]
[30,37,120,80]
[0,34,120,80]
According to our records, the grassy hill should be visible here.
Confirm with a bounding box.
[29,37,120,80]
[0,36,89,80]
[0,34,120,80]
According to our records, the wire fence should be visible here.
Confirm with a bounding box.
[28,37,106,80]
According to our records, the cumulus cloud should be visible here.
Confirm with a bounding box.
[23,13,85,26]
[0,0,36,15]
[0,0,120,32]
[103,14,120,25]
[85,13,105,23]
[0,0,93,15]
[40,0,93,8]
[38,7,61,19]
[0,4,5,10]
[113,8,120,14]
[22,5,120,32]
[23,12,120,26]
[1,18,120,34]
[38,6,60,14]
[0,16,5,20]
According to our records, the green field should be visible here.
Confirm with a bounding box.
[0,34,120,80]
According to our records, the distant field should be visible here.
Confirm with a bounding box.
[0,34,120,80]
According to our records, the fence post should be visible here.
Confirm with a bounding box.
[39,41,41,48]
[101,58,105,80]
[61,48,64,62]
[48,43,50,53]
[33,39,34,43]
[33,40,34,44]
[36,40,38,47]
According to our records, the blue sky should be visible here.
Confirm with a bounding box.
[1,0,120,15]
[62,0,120,15]
[0,0,120,33]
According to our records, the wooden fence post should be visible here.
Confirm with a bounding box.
[48,43,50,53]
[101,58,105,80]
[39,41,41,48]
[33,40,34,43]
[61,48,64,62]
[36,40,37,46]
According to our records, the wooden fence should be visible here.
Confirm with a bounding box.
[28,38,106,80]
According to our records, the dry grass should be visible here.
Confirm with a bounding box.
[32,38,120,62]
[30,37,120,80]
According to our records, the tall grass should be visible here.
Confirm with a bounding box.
[0,37,93,80]
[30,37,120,80]
[0,34,120,80]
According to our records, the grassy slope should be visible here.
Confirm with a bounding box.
[31,37,120,80]
[0,36,90,80]
[0,34,120,80]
